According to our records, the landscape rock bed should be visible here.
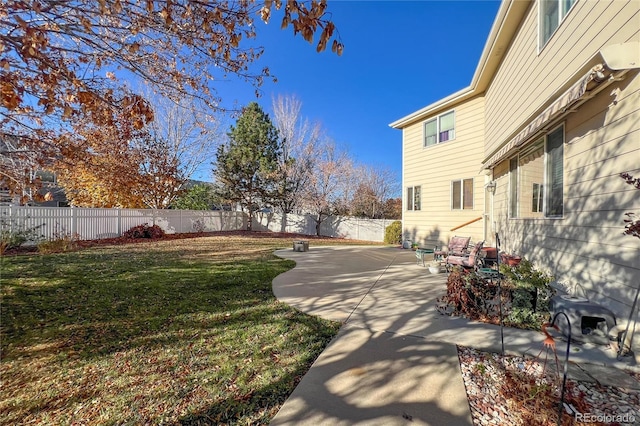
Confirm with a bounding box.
[458,346,639,426]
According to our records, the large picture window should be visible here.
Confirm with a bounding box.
[539,0,576,48]
[509,125,564,218]
[451,178,473,210]
[406,185,421,211]
[424,110,455,147]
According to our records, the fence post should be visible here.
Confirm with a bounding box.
[117,208,122,236]
[71,206,77,236]
[8,204,15,234]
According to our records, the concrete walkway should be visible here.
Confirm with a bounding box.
[270,246,639,425]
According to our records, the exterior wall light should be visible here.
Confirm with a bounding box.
[485,180,497,194]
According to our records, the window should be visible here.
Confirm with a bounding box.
[406,185,421,211]
[539,0,576,48]
[509,157,518,218]
[424,110,455,147]
[451,178,473,210]
[532,183,543,213]
[545,127,564,217]
[509,125,564,218]
[36,170,57,185]
[424,119,437,147]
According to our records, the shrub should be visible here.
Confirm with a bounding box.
[0,216,45,254]
[500,258,555,329]
[123,223,165,239]
[384,220,402,245]
[192,219,206,233]
[437,267,502,321]
[38,227,80,254]
[438,259,555,330]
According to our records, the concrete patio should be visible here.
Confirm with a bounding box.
[270,245,639,425]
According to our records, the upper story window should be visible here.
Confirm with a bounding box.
[424,110,455,147]
[539,0,577,49]
[406,185,421,211]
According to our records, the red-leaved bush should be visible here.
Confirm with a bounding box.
[123,223,165,239]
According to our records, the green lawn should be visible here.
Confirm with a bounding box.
[1,234,376,424]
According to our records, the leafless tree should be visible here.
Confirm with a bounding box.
[271,94,322,215]
[349,164,399,218]
[145,90,224,184]
[301,140,353,236]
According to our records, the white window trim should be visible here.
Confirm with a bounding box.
[538,0,577,52]
[423,109,456,148]
[451,178,474,210]
[543,124,564,218]
[508,123,564,219]
[406,185,421,211]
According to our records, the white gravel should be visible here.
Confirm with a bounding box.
[458,346,640,426]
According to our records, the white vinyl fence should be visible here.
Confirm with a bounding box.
[1,206,396,243]
[0,206,246,242]
[252,211,396,242]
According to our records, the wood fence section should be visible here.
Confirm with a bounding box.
[1,206,395,242]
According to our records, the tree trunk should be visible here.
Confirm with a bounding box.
[280,210,287,233]
[315,212,324,236]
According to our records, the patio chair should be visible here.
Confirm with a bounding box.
[446,241,485,271]
[434,236,471,260]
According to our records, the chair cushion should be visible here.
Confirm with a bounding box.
[448,236,471,255]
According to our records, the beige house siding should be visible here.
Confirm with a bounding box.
[491,68,640,340]
[485,0,640,158]
[484,0,640,354]
[393,0,640,359]
[403,96,487,249]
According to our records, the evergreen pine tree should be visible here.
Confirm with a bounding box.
[213,102,281,230]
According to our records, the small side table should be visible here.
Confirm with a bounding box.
[415,248,434,266]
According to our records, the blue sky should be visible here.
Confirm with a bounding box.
[205,0,501,184]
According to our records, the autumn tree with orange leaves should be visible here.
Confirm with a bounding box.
[1,0,342,204]
[56,92,224,209]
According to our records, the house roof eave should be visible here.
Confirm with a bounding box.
[388,86,475,129]
[389,0,531,130]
